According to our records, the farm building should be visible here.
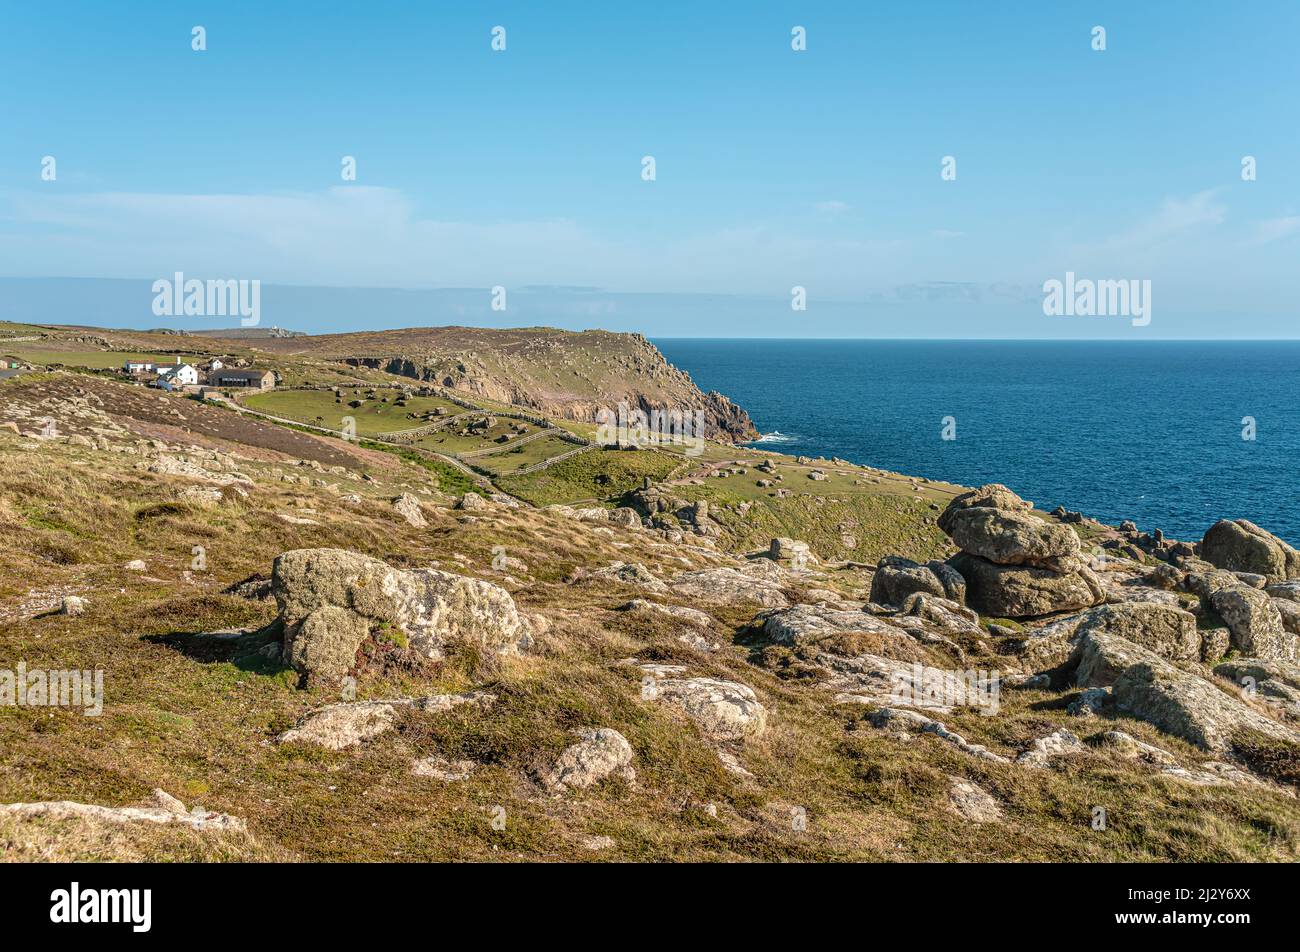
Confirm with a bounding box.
[211,369,275,389]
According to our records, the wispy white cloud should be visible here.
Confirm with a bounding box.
[0,187,916,297]
[1104,189,1227,249]
[1250,215,1300,245]
[814,200,850,214]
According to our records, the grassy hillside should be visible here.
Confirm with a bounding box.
[1,371,1296,863]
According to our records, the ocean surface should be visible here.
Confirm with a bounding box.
[654,339,1300,546]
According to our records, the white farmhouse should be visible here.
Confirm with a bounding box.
[153,363,200,389]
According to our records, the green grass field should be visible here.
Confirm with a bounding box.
[497,447,686,506]
[243,388,463,436]
[412,418,532,456]
[468,433,585,476]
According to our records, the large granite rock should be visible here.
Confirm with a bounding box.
[938,484,1099,619]
[1075,631,1300,751]
[542,728,636,792]
[759,602,903,645]
[943,506,1081,571]
[653,677,768,741]
[272,548,533,685]
[1200,519,1300,584]
[937,483,1033,536]
[1208,586,1297,661]
[670,567,788,609]
[1115,659,1299,753]
[949,552,1104,618]
[1020,602,1200,675]
[1076,602,1200,662]
[869,555,944,606]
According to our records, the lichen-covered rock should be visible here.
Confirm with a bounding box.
[943,506,1081,571]
[283,605,372,686]
[949,552,1104,618]
[456,492,490,511]
[607,507,642,529]
[653,677,767,741]
[1100,730,1178,767]
[276,691,495,750]
[927,560,968,604]
[947,777,1003,823]
[579,561,670,594]
[671,567,788,609]
[542,728,636,792]
[937,483,1033,536]
[392,492,427,527]
[1016,728,1084,767]
[1208,586,1296,661]
[0,791,244,832]
[1201,519,1300,583]
[869,555,945,606]
[1111,654,1300,752]
[1213,659,1300,711]
[1074,630,1175,688]
[1200,627,1231,663]
[769,537,812,563]
[1271,597,1300,635]
[620,598,714,627]
[759,602,900,645]
[896,592,981,634]
[1266,581,1300,602]
[272,548,533,682]
[1075,602,1200,662]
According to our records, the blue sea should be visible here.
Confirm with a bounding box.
[655,340,1300,546]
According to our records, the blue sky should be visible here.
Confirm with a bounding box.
[0,1,1297,337]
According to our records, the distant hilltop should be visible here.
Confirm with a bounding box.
[0,319,757,442]
[255,324,758,442]
[148,326,306,339]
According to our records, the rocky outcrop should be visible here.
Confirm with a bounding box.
[1071,631,1299,751]
[870,556,943,604]
[1214,659,1300,712]
[937,483,1033,534]
[759,602,902,646]
[938,484,1102,619]
[276,691,496,750]
[670,567,788,609]
[652,678,768,741]
[769,537,812,564]
[0,790,244,832]
[1208,586,1297,661]
[1075,602,1201,663]
[272,548,533,685]
[392,493,427,527]
[1112,656,1300,753]
[620,598,714,627]
[542,728,636,792]
[950,552,1103,619]
[943,506,1082,571]
[1201,519,1300,584]
[577,561,670,594]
